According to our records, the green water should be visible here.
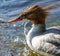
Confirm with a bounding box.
[47,21,60,27]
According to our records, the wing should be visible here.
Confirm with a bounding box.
[32,27,60,55]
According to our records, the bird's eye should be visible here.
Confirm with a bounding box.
[23,12,33,17]
[23,10,36,18]
[23,13,28,18]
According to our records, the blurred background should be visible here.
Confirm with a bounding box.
[0,0,60,56]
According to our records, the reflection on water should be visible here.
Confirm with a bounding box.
[0,0,60,56]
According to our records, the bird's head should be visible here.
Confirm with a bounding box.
[8,5,49,24]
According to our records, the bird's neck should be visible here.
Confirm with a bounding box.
[26,23,46,49]
[26,23,46,38]
[32,24,46,32]
[30,18,46,35]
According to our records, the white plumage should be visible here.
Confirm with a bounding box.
[24,23,60,55]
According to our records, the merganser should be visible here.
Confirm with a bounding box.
[8,5,60,56]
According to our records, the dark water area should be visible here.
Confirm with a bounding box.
[0,0,60,56]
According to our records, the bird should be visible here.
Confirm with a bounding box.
[8,5,60,56]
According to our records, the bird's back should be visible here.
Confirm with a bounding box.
[32,26,60,56]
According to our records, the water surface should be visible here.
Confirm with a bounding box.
[0,0,60,56]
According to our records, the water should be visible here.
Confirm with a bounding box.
[0,0,60,56]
